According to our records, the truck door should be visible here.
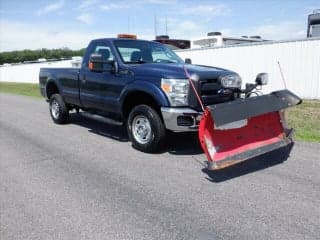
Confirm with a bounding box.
[79,41,123,112]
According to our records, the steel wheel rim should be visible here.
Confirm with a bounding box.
[132,115,152,144]
[51,100,60,119]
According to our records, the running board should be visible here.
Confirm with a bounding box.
[80,112,123,126]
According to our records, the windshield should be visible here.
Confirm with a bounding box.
[114,40,184,64]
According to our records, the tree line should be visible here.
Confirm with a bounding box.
[0,48,86,64]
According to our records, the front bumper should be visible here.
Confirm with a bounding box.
[161,107,202,132]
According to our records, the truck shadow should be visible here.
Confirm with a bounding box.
[69,113,203,155]
[69,113,128,142]
[69,113,292,179]
[166,132,204,155]
[202,142,294,183]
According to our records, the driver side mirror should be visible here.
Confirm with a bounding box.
[89,53,115,73]
[185,58,192,64]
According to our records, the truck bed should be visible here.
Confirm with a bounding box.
[39,68,80,104]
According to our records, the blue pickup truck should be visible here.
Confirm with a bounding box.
[39,36,244,153]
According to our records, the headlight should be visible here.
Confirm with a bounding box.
[161,78,189,106]
[219,74,242,88]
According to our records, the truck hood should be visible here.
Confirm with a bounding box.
[127,63,235,80]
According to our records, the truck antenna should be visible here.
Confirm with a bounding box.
[154,14,158,37]
[277,61,288,89]
[127,16,130,33]
[165,16,168,35]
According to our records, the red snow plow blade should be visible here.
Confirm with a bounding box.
[199,90,302,170]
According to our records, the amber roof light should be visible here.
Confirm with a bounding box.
[117,34,137,39]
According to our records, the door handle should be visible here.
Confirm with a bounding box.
[82,74,86,83]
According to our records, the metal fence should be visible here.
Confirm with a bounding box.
[0,60,75,83]
[176,38,320,99]
[1,38,319,99]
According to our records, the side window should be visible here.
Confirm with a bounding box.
[86,43,114,71]
[94,45,114,62]
[117,47,140,62]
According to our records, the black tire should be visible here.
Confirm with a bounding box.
[49,94,69,124]
[127,104,166,153]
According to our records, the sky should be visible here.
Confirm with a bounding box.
[0,0,319,51]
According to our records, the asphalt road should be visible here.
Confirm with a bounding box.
[1,93,319,240]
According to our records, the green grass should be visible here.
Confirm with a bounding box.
[287,100,320,143]
[0,82,41,98]
[0,81,319,143]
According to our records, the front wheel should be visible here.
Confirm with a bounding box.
[127,105,166,153]
[49,94,69,124]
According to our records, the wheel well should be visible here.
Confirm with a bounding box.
[122,91,161,119]
[46,82,59,99]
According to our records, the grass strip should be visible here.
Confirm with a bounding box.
[287,100,320,142]
[0,82,41,98]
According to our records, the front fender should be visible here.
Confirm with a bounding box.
[120,80,170,107]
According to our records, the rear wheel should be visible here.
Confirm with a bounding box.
[49,94,69,124]
[127,104,166,153]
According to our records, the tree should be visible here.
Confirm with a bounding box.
[0,48,86,64]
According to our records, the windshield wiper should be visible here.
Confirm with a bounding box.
[153,59,176,63]
[126,59,147,64]
[137,59,147,64]
[164,60,175,63]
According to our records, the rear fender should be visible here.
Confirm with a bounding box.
[46,79,62,99]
